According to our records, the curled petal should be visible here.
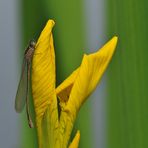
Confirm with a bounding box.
[66,36,118,115]
[58,36,118,147]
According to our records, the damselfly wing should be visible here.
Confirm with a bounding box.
[15,58,27,112]
[15,40,36,128]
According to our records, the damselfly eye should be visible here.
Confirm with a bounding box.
[29,39,36,48]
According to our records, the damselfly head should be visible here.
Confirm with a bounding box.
[29,39,36,48]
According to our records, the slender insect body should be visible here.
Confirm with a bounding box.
[15,39,36,128]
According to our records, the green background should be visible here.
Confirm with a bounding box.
[20,0,148,147]
[107,0,148,148]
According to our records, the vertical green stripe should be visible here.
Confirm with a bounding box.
[21,1,46,147]
[22,0,91,147]
[107,0,148,148]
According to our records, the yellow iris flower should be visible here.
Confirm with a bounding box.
[32,19,118,148]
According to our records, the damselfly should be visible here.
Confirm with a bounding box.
[15,40,36,128]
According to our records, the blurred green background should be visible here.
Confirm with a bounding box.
[107,0,148,148]
[0,0,148,147]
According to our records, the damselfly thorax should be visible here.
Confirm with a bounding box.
[25,40,36,61]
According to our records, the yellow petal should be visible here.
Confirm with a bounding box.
[58,36,118,147]
[32,19,56,120]
[32,20,58,147]
[66,36,118,116]
[68,130,80,148]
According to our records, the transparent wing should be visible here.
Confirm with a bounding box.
[15,58,27,113]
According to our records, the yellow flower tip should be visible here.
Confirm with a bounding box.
[35,19,55,54]
[98,36,118,55]
[112,35,118,47]
[113,35,118,41]
[68,130,80,148]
